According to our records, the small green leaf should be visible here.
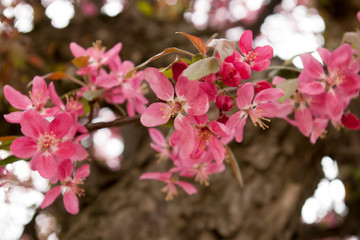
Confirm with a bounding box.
[0,136,19,150]
[276,78,299,103]
[136,0,153,17]
[182,57,220,81]
[192,54,204,63]
[82,89,105,101]
[0,155,27,167]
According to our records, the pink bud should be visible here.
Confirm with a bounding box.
[215,95,233,111]
[172,61,188,82]
[341,113,360,130]
[254,81,272,93]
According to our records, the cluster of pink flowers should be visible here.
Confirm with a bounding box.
[70,41,148,116]
[2,26,360,210]
[4,76,89,214]
[272,44,360,143]
[139,30,285,199]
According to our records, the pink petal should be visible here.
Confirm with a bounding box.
[239,30,253,55]
[20,110,48,139]
[253,45,273,61]
[233,61,251,79]
[317,47,331,65]
[208,121,230,137]
[103,43,122,65]
[256,103,279,118]
[63,190,79,215]
[75,164,90,180]
[199,82,218,102]
[58,159,74,181]
[328,44,352,71]
[298,81,325,95]
[174,116,195,156]
[210,137,225,163]
[49,83,65,109]
[144,68,174,101]
[4,85,32,110]
[32,76,48,101]
[37,153,58,179]
[254,88,284,104]
[10,137,38,158]
[300,53,324,79]
[295,105,313,137]
[236,83,254,109]
[172,61,188,82]
[148,128,167,148]
[325,90,343,121]
[175,181,197,195]
[187,92,209,116]
[70,144,89,161]
[56,141,77,159]
[69,42,87,57]
[140,102,171,127]
[4,111,24,123]
[175,75,199,101]
[48,112,73,138]
[139,172,170,182]
[40,185,62,209]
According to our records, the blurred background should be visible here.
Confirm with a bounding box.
[1,0,360,239]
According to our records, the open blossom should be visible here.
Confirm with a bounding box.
[140,67,209,127]
[227,83,284,142]
[298,44,360,122]
[140,172,197,200]
[4,76,58,123]
[70,41,122,75]
[10,110,77,179]
[41,159,90,214]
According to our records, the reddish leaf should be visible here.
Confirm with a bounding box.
[45,71,68,80]
[72,56,90,68]
[176,32,207,56]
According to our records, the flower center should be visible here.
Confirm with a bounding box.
[38,131,59,151]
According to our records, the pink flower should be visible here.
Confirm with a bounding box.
[227,83,283,142]
[188,115,230,163]
[41,159,90,214]
[70,41,122,75]
[49,83,84,117]
[140,67,209,127]
[139,172,197,200]
[238,30,273,71]
[4,76,58,123]
[10,110,77,179]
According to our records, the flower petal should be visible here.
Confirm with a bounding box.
[40,185,62,209]
[10,137,38,158]
[37,153,58,179]
[63,190,79,215]
[144,68,174,101]
[140,103,171,127]
[3,85,32,110]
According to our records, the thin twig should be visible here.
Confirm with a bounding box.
[85,115,141,132]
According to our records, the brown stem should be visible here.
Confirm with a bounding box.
[85,115,141,132]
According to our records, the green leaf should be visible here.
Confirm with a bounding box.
[0,136,19,150]
[0,155,27,167]
[182,57,220,81]
[276,78,299,103]
[136,0,153,17]
[82,89,105,101]
[192,54,204,63]
[176,32,207,56]
[207,38,237,62]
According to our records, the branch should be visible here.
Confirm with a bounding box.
[85,115,141,132]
